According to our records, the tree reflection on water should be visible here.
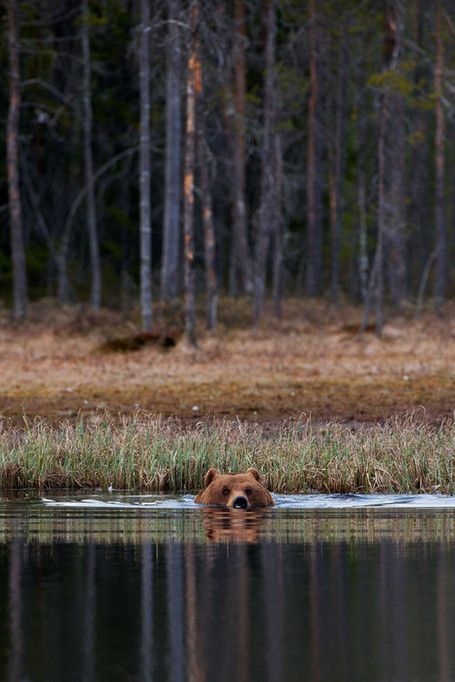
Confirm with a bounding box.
[1,508,455,681]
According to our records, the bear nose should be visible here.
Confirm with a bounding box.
[233,496,248,509]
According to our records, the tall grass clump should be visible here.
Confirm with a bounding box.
[0,413,454,493]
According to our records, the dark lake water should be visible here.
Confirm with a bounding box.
[1,494,455,681]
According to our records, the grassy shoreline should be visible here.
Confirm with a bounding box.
[1,413,454,494]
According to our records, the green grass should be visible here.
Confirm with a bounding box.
[1,413,454,493]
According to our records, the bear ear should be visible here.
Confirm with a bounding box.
[246,467,261,482]
[203,467,220,488]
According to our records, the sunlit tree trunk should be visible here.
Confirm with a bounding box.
[138,0,153,331]
[81,0,101,309]
[254,0,277,324]
[306,0,322,297]
[6,0,28,319]
[434,0,446,311]
[161,0,182,301]
[183,0,199,347]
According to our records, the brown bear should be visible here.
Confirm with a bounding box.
[195,467,274,509]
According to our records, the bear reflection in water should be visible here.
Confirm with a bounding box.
[202,508,267,543]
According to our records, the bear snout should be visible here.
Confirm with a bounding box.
[231,495,249,509]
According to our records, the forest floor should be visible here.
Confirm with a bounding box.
[0,298,453,425]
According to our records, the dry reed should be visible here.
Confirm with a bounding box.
[1,413,454,493]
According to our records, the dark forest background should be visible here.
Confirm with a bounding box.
[1,0,454,340]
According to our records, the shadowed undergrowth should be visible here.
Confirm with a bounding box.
[1,413,454,493]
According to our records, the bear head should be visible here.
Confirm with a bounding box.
[194,467,274,509]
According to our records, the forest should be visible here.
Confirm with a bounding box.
[1,0,454,343]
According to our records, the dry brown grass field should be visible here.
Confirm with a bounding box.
[0,298,454,424]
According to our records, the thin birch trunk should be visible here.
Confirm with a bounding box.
[161,0,182,301]
[183,0,199,347]
[434,0,446,310]
[81,0,101,309]
[253,0,276,324]
[6,0,28,319]
[139,0,153,331]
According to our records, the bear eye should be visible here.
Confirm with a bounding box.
[222,487,230,497]
[245,488,252,496]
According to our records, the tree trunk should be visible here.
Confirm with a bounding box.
[434,0,446,311]
[183,0,199,347]
[409,0,429,292]
[363,0,407,336]
[81,0,101,309]
[362,70,387,337]
[194,10,217,330]
[138,0,153,332]
[306,0,322,297]
[357,168,368,303]
[253,0,276,324]
[6,0,28,319]
[231,0,251,295]
[352,60,369,303]
[271,132,283,318]
[384,0,406,307]
[330,25,347,303]
[161,0,182,301]
[197,120,218,329]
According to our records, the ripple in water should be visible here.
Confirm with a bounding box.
[41,492,455,509]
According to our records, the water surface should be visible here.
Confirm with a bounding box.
[1,494,455,681]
